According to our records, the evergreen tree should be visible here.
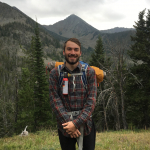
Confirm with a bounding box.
[16,23,55,133]
[129,9,146,62]
[16,37,36,133]
[17,68,35,132]
[33,23,52,129]
[89,35,109,131]
[145,9,150,62]
[127,9,150,128]
[90,36,105,68]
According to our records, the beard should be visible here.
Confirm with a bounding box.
[65,54,80,65]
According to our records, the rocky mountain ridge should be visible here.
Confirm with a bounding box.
[0,1,66,63]
[43,14,98,37]
[43,14,100,48]
[100,27,134,33]
[0,2,27,25]
[0,1,135,62]
[43,14,134,49]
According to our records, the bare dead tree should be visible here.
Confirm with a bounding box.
[96,84,110,131]
[96,36,130,130]
[105,36,143,130]
[107,38,128,129]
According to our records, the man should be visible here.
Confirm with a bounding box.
[49,38,97,150]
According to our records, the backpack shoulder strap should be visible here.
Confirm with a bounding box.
[58,62,89,89]
[58,65,63,86]
[81,63,88,90]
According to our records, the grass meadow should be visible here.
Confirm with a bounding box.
[0,129,150,150]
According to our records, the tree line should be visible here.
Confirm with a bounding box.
[91,9,150,131]
[0,23,56,137]
[0,9,150,137]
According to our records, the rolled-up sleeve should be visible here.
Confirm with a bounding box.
[72,67,97,129]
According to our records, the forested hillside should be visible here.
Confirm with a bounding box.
[0,2,64,137]
[0,2,66,62]
[90,9,150,132]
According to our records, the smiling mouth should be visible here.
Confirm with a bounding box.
[69,58,76,61]
[68,54,77,57]
[69,57,76,58]
[69,56,77,59]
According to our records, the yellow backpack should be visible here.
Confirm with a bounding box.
[47,61,105,86]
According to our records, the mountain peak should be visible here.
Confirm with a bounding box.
[70,14,76,16]
[43,14,100,48]
[44,14,98,38]
[66,14,82,20]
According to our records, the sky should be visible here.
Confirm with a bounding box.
[1,0,150,30]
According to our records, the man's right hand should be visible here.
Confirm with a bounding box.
[70,129,81,138]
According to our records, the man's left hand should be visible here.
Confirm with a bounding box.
[62,121,77,134]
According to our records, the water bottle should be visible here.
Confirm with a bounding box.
[63,78,68,95]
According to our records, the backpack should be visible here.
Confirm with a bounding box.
[58,61,89,89]
[46,61,105,87]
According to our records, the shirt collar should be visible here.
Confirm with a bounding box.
[60,61,82,72]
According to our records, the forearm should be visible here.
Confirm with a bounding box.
[72,98,96,128]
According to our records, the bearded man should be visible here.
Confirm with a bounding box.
[49,38,97,150]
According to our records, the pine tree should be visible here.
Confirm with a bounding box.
[89,35,109,131]
[16,23,55,132]
[145,9,150,62]
[90,36,105,68]
[33,23,52,129]
[16,37,36,133]
[127,9,150,128]
[129,9,147,62]
[17,68,35,132]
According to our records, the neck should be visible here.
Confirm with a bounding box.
[65,61,79,71]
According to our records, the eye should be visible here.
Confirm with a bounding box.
[67,47,72,51]
[74,48,79,51]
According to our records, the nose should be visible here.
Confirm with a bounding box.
[70,49,75,54]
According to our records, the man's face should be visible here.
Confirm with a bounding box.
[63,41,81,65]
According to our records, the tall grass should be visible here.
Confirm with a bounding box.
[96,130,150,150]
[0,129,150,150]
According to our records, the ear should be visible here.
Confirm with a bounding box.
[80,51,82,56]
[63,51,65,55]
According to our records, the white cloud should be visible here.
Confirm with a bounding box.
[1,0,150,30]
